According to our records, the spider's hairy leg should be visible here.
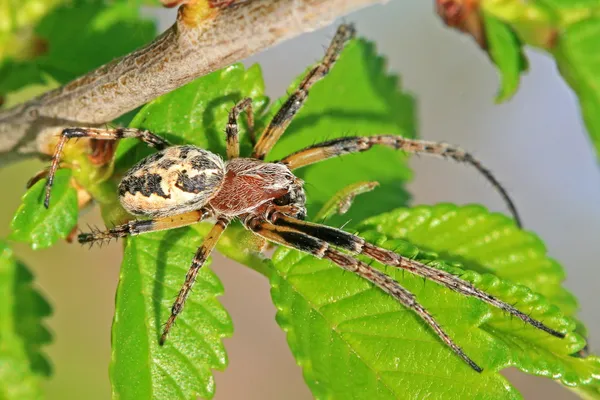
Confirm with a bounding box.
[244,216,483,372]
[314,180,379,221]
[270,213,566,339]
[226,97,254,159]
[78,208,211,246]
[252,23,355,160]
[279,135,522,227]
[160,216,230,345]
[44,127,170,208]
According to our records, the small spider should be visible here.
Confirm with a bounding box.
[43,24,563,372]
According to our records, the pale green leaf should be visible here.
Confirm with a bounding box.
[0,240,52,399]
[270,205,599,399]
[111,228,232,399]
[10,169,78,250]
[477,1,600,160]
[553,17,600,161]
[483,12,528,102]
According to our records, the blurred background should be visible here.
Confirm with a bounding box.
[1,1,599,399]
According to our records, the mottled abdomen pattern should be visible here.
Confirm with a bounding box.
[119,145,225,217]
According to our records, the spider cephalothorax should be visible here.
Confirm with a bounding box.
[43,24,563,372]
[209,158,306,219]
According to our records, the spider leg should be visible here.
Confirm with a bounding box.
[252,23,355,160]
[244,215,483,372]
[269,212,565,339]
[78,208,211,246]
[314,181,379,221]
[226,97,254,159]
[279,135,522,227]
[44,127,170,208]
[160,216,230,345]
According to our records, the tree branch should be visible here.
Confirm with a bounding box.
[0,0,386,166]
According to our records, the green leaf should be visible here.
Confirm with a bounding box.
[111,227,233,399]
[553,18,600,161]
[361,205,600,386]
[361,203,577,315]
[270,204,599,399]
[0,240,52,399]
[10,169,78,250]
[1,0,156,98]
[473,1,600,160]
[361,204,600,395]
[115,63,268,171]
[483,13,528,103]
[111,63,266,399]
[264,39,416,227]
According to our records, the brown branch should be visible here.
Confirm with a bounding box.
[0,0,386,166]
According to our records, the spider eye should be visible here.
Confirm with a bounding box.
[274,193,292,206]
[296,209,307,220]
[272,184,307,220]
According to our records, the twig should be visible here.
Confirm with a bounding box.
[0,0,386,166]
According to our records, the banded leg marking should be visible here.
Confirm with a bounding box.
[252,24,355,160]
[160,216,230,345]
[279,134,521,226]
[77,208,212,246]
[270,213,565,339]
[244,216,483,372]
[226,97,254,159]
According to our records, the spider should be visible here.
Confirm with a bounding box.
[42,24,563,372]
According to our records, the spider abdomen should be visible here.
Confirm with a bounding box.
[119,145,225,217]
